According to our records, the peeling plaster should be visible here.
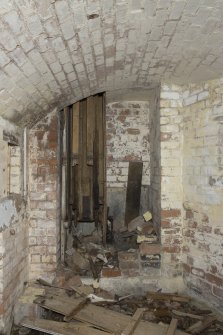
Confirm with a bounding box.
[0,198,18,229]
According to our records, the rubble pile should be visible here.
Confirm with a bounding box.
[64,211,159,279]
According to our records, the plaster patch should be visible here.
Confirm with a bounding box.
[0,198,18,228]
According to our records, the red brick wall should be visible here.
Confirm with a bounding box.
[28,109,59,280]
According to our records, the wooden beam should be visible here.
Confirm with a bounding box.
[64,298,89,322]
[80,98,94,221]
[125,162,143,226]
[21,317,110,335]
[121,308,145,335]
[147,291,191,303]
[65,106,72,228]
[95,93,106,243]
[172,310,204,320]
[187,316,216,334]
[165,318,178,335]
[102,93,107,245]
[72,102,79,165]
[86,96,95,166]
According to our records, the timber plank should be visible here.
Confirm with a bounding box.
[95,94,104,202]
[34,295,84,316]
[102,93,107,244]
[187,316,216,334]
[72,102,79,164]
[95,94,107,242]
[72,103,80,215]
[63,297,89,322]
[121,308,145,335]
[86,96,95,166]
[81,98,93,220]
[147,291,191,303]
[165,318,178,335]
[125,162,143,226]
[78,100,83,219]
[21,317,111,335]
[172,310,204,320]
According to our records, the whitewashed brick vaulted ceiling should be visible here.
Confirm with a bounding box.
[0,0,222,125]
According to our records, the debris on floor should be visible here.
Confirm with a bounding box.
[17,211,221,335]
[13,279,223,335]
[64,241,119,279]
[63,211,159,281]
[114,213,158,250]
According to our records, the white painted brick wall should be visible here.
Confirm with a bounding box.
[9,146,21,194]
[0,118,28,333]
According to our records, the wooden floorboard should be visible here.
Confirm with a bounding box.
[21,318,111,335]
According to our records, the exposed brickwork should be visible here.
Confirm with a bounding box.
[24,79,223,308]
[1,208,28,331]
[116,248,162,277]
[149,87,161,229]
[159,84,184,279]
[106,100,151,230]
[9,146,21,194]
[118,250,140,277]
[0,118,28,333]
[139,243,161,256]
[181,79,223,307]
[106,101,150,188]
[28,109,59,280]
[0,0,223,330]
[101,268,121,278]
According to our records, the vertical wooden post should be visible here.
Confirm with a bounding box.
[66,106,72,230]
[102,93,107,245]
[72,102,79,223]
[87,96,95,166]
[58,110,64,261]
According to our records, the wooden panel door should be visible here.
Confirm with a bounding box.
[60,92,107,255]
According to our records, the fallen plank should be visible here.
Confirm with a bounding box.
[72,102,79,165]
[36,279,72,292]
[187,316,216,334]
[21,317,110,335]
[125,162,143,226]
[121,308,145,335]
[70,285,94,297]
[34,295,85,317]
[147,291,191,303]
[74,305,189,335]
[165,318,178,335]
[35,293,190,335]
[172,310,204,320]
[186,321,202,333]
[64,297,89,322]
